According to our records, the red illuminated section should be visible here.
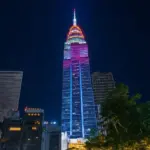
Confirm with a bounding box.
[67,25,85,40]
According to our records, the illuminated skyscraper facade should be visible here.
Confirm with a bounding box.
[62,10,97,139]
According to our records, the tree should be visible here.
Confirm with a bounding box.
[85,131,106,150]
[67,148,79,150]
[100,84,141,147]
[85,83,150,150]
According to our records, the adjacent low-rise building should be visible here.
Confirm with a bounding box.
[1,107,44,150]
[2,117,22,150]
[22,107,44,150]
[42,122,61,150]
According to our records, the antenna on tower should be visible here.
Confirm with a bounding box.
[73,9,77,26]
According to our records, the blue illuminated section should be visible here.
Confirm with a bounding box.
[71,60,82,138]
[81,61,97,137]
[50,121,57,125]
[62,54,97,138]
[79,63,84,138]
[61,64,71,136]
[70,64,72,135]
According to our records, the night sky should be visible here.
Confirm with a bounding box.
[0,0,150,123]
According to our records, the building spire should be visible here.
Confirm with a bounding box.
[73,9,77,26]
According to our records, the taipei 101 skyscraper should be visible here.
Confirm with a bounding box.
[62,10,97,139]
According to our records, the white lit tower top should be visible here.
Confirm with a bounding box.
[73,9,77,26]
[65,9,86,45]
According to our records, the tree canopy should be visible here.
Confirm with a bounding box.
[86,83,150,150]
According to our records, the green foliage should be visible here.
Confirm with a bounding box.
[85,83,150,150]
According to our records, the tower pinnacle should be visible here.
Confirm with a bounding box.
[73,9,77,26]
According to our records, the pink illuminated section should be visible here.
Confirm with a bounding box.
[63,57,89,68]
[63,10,88,68]
[64,43,88,60]
[71,43,88,58]
[63,44,88,68]
[63,60,71,68]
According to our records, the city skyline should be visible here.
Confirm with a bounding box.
[0,0,149,122]
[62,10,97,138]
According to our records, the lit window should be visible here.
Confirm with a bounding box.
[32,127,37,130]
[9,127,21,131]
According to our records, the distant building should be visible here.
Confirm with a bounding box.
[0,71,23,121]
[92,72,115,104]
[92,72,115,120]
[42,122,61,150]
[21,107,44,150]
